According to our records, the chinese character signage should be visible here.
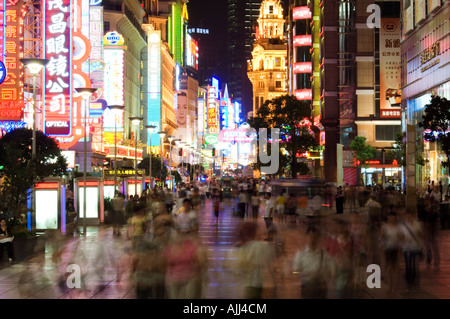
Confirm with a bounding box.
[293,6,311,20]
[207,86,217,134]
[103,48,124,105]
[380,18,401,118]
[0,0,24,106]
[44,0,73,136]
[294,89,312,100]
[293,62,312,74]
[197,98,204,134]
[293,35,311,47]
[147,30,161,146]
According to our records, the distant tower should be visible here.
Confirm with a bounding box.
[247,0,287,115]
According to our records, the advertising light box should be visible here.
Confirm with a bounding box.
[78,187,99,218]
[35,190,58,229]
[293,6,311,20]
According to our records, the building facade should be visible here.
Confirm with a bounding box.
[402,0,450,188]
[247,0,288,115]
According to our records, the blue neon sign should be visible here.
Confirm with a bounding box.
[0,61,6,85]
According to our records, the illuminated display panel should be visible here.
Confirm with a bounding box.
[293,35,312,46]
[78,187,99,218]
[103,49,124,105]
[89,6,103,91]
[293,62,312,73]
[36,189,58,229]
[294,89,312,100]
[127,182,142,197]
[220,98,229,129]
[207,86,217,134]
[43,0,72,136]
[186,34,198,70]
[0,0,24,112]
[197,98,204,133]
[380,18,401,118]
[147,30,161,146]
[293,6,311,20]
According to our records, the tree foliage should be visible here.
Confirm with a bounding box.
[137,155,169,180]
[0,128,67,216]
[418,95,450,168]
[350,136,376,167]
[247,95,319,178]
[388,132,426,167]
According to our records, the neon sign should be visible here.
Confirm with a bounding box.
[293,6,311,20]
[0,0,23,105]
[0,120,26,132]
[147,30,161,146]
[293,35,312,46]
[104,48,124,105]
[293,62,312,73]
[294,89,312,100]
[0,61,6,84]
[44,0,72,136]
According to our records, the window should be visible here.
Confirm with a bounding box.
[274,58,281,68]
[375,125,401,141]
[269,5,273,14]
[104,21,110,34]
[259,81,264,89]
[255,96,260,110]
[275,81,282,88]
[260,96,264,107]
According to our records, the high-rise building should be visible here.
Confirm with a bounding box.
[402,0,449,187]
[227,0,262,115]
[247,0,288,115]
[307,0,403,185]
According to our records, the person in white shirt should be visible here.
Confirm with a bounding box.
[264,193,275,241]
[293,227,332,299]
[250,191,261,221]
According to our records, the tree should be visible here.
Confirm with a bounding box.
[418,95,450,169]
[0,128,68,217]
[388,132,426,167]
[248,95,319,178]
[350,136,376,167]
[137,155,169,181]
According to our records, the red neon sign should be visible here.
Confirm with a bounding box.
[36,182,59,189]
[294,89,312,100]
[44,0,72,136]
[293,35,312,47]
[293,62,312,73]
[0,0,23,105]
[103,180,115,185]
[293,6,311,20]
[79,181,99,187]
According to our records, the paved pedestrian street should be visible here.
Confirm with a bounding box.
[0,198,449,299]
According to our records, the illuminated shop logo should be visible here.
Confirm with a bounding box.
[104,31,124,46]
[0,62,6,85]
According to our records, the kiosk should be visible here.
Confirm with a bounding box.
[29,178,67,233]
[125,177,144,197]
[74,177,104,224]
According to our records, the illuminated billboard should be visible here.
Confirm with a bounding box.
[293,35,312,46]
[211,77,219,98]
[43,0,73,136]
[197,98,204,133]
[294,89,312,100]
[147,30,161,146]
[380,18,401,118]
[0,0,24,115]
[207,86,218,134]
[104,47,124,105]
[186,34,198,71]
[293,62,312,73]
[293,6,311,20]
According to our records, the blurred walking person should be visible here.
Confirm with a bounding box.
[111,192,125,236]
[335,186,344,214]
[250,190,261,221]
[264,193,275,241]
[381,212,401,293]
[400,210,424,290]
[293,227,332,299]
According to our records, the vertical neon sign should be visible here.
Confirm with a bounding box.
[0,0,24,108]
[43,0,73,136]
[147,30,161,146]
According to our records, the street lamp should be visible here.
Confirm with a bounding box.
[20,58,49,231]
[145,125,156,190]
[130,117,143,196]
[157,131,167,186]
[107,105,125,195]
[74,87,97,236]
[167,136,174,190]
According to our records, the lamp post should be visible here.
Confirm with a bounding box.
[173,138,181,187]
[167,136,174,188]
[20,58,49,231]
[130,117,143,196]
[157,131,167,187]
[75,87,97,236]
[107,105,125,195]
[145,125,156,190]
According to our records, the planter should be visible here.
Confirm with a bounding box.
[0,236,45,262]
